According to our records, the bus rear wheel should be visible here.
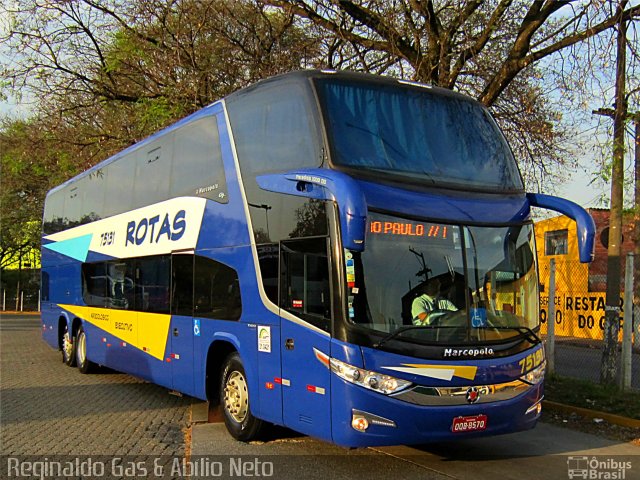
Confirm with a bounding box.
[220,353,263,441]
[76,325,96,374]
[61,323,76,367]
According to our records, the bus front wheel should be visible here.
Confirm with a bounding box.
[76,325,96,374]
[220,353,263,441]
[61,323,76,367]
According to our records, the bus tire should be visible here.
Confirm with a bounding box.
[220,353,263,441]
[62,322,76,367]
[76,325,96,374]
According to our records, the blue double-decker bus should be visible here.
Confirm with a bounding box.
[40,70,595,447]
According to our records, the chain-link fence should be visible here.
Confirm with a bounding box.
[539,254,639,390]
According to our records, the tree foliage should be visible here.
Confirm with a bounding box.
[0,120,77,268]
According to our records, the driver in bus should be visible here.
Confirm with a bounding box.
[411,277,457,325]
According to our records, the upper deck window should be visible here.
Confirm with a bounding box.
[315,78,523,191]
[226,81,322,177]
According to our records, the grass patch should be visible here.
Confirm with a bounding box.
[544,375,640,420]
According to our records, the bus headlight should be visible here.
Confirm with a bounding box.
[520,362,546,385]
[329,357,412,395]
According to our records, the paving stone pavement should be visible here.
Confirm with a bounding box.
[0,315,192,457]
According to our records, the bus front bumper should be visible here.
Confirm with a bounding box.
[330,378,543,447]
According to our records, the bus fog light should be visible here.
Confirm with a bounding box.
[352,415,369,431]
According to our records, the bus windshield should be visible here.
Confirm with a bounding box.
[315,78,523,191]
[347,213,539,346]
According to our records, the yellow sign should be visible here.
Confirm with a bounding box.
[539,293,625,341]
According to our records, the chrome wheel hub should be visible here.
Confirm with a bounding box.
[63,330,73,361]
[77,333,86,364]
[224,371,248,423]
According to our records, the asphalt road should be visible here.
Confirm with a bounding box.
[1,313,638,480]
[190,419,639,480]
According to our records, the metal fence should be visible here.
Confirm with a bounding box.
[1,289,40,312]
[1,267,41,312]
[541,253,638,390]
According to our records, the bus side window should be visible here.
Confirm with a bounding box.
[135,256,171,313]
[226,81,322,177]
[194,256,242,321]
[280,237,331,333]
[171,254,194,317]
[134,137,172,208]
[171,116,228,203]
[82,263,108,307]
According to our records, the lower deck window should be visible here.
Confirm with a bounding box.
[81,254,241,319]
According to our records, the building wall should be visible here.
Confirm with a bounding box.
[586,209,635,291]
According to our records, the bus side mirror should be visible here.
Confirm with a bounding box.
[256,169,368,251]
[527,193,595,263]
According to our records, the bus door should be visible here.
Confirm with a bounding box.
[280,237,332,441]
[169,252,195,395]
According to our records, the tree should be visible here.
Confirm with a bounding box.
[0,119,76,269]
[264,0,640,187]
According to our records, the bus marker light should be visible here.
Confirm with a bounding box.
[307,385,326,395]
[102,338,107,343]
[106,343,112,347]
[265,382,274,390]
[121,342,127,347]
[313,349,330,368]
[166,358,171,363]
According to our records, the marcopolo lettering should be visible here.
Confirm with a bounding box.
[444,347,494,358]
[126,210,186,247]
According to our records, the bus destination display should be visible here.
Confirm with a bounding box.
[369,220,450,241]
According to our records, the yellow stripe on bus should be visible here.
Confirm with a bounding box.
[59,304,171,361]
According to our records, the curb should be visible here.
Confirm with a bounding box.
[543,400,640,429]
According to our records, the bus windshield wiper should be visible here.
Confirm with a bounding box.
[490,326,541,344]
[373,325,456,349]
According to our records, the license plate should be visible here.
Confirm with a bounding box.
[451,414,488,433]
